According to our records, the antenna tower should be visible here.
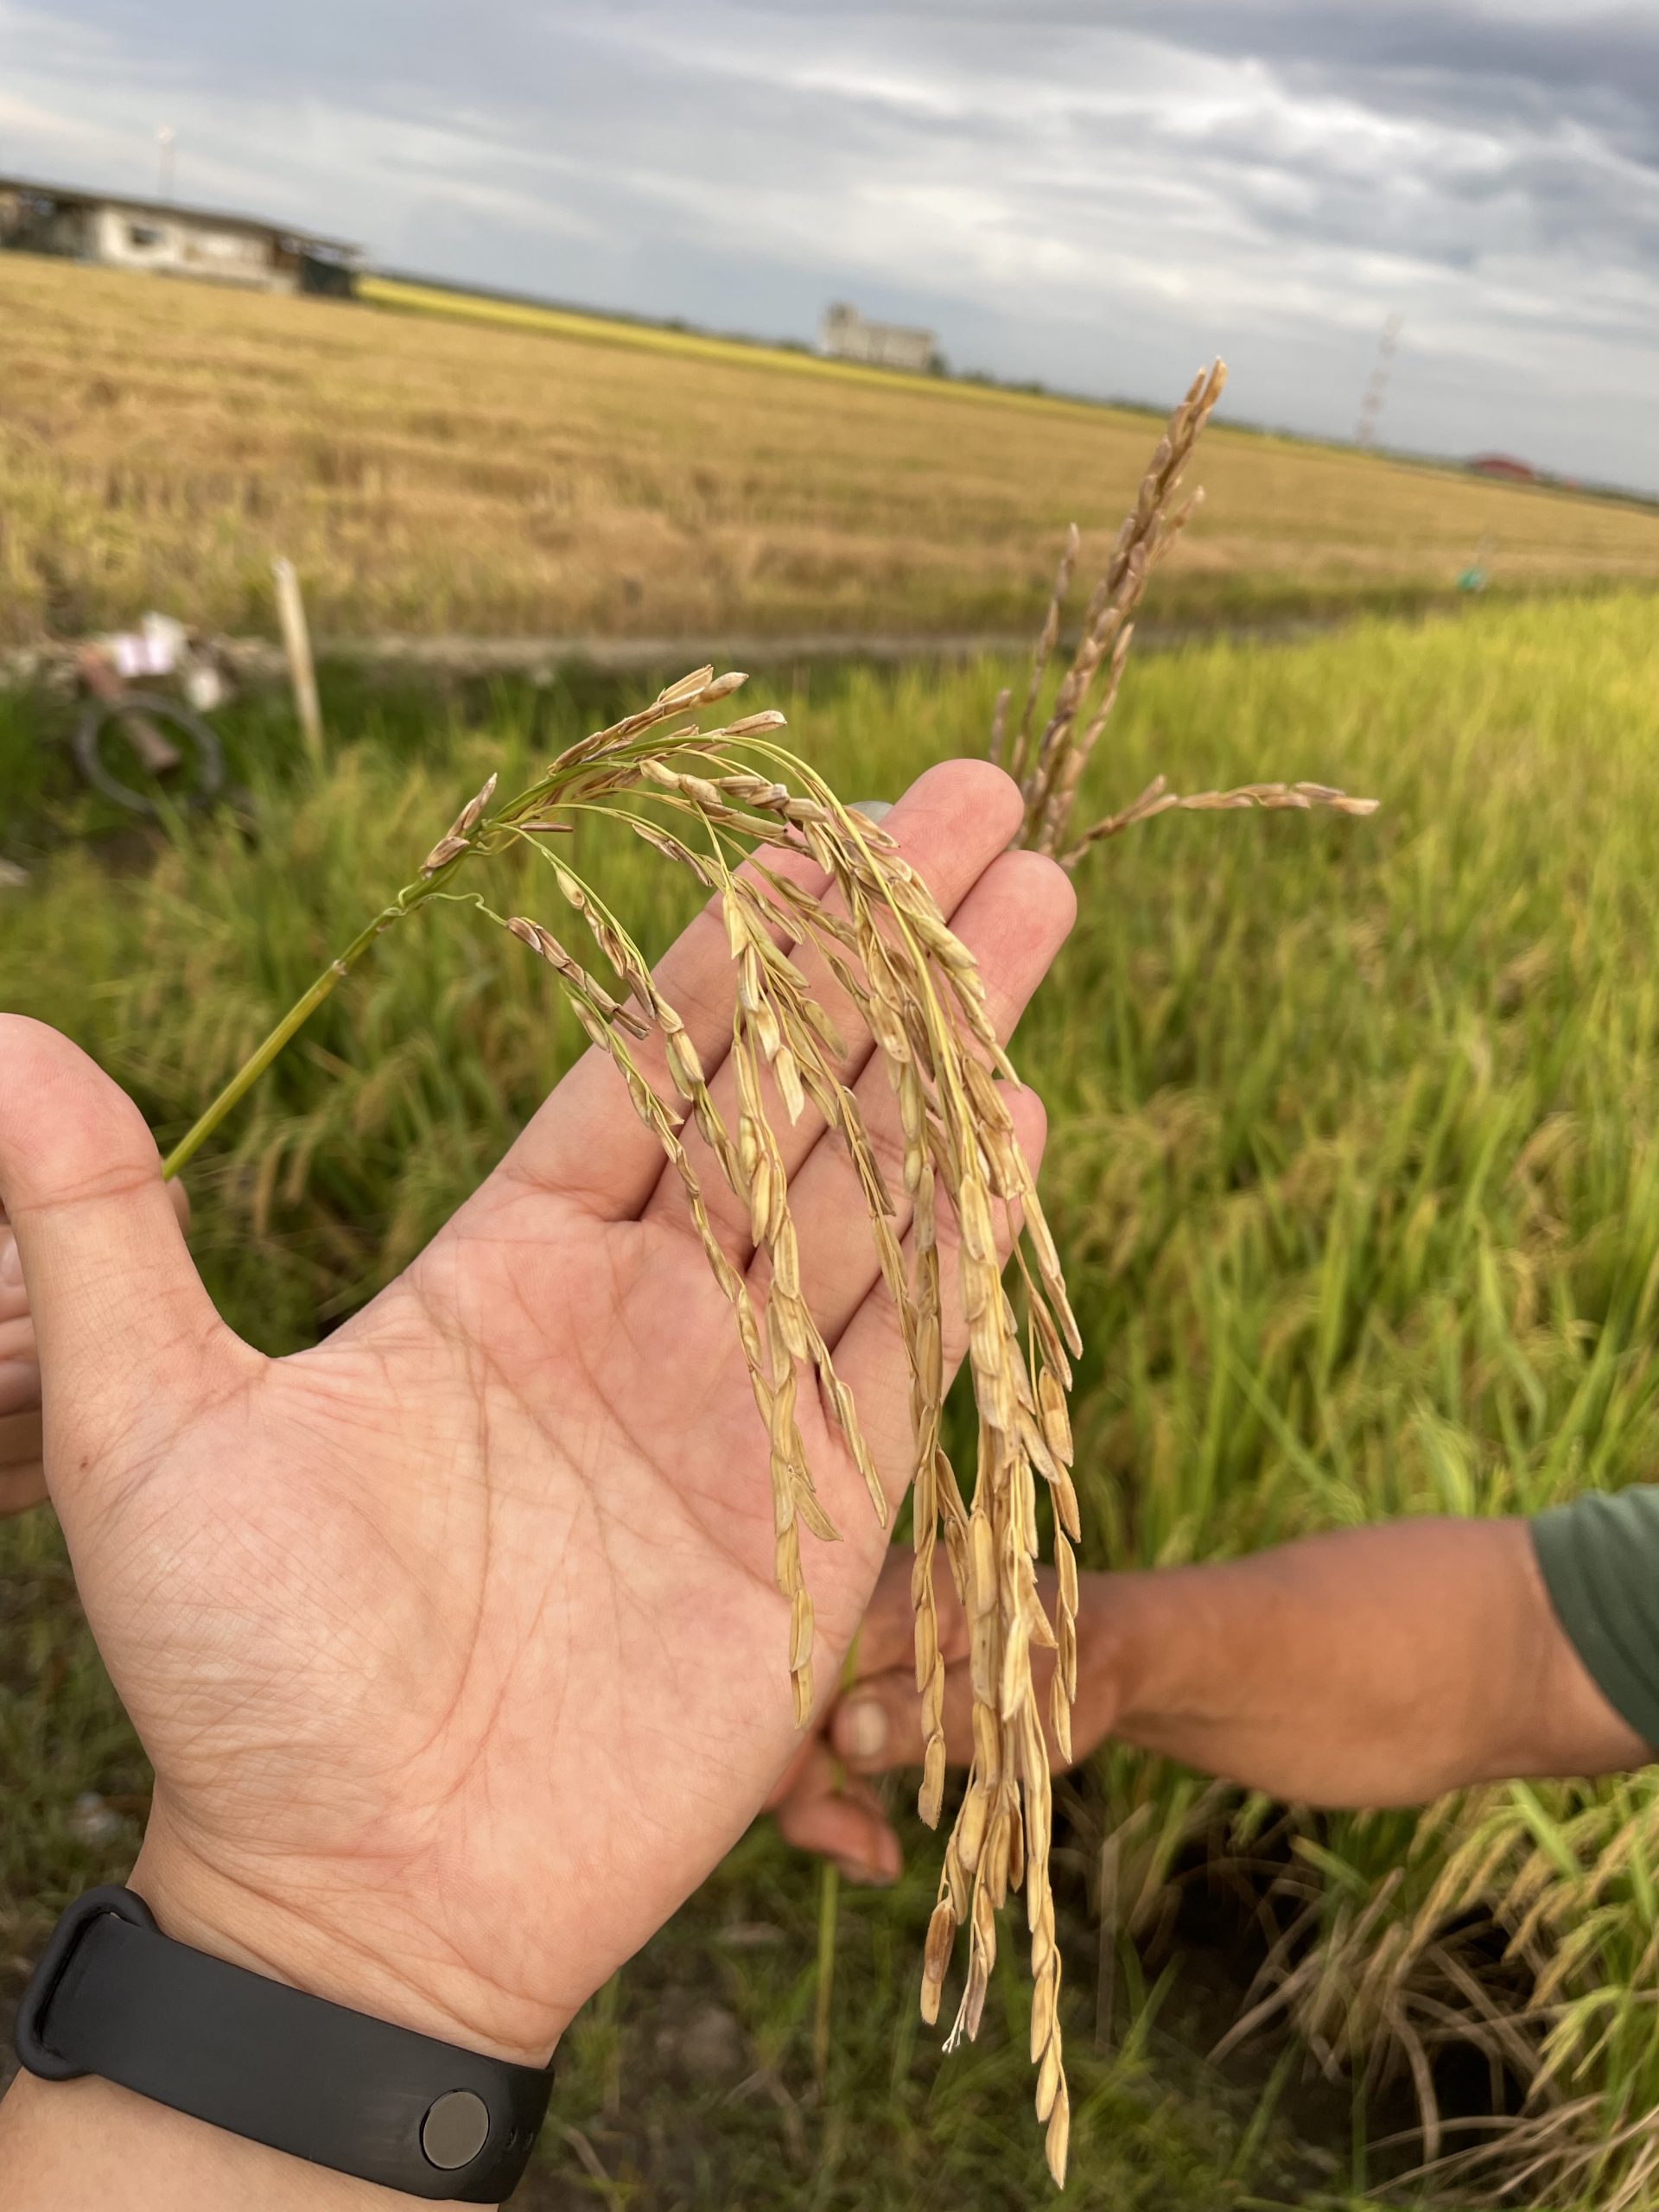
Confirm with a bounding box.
[1355,313,1403,448]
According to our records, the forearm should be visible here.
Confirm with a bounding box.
[0,1845,546,2210]
[0,2071,443,2212]
[1081,1517,1648,1806]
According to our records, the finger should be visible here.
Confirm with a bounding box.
[639,760,1027,1253]
[1,1215,33,1325]
[2,1177,188,1330]
[0,1018,225,1469]
[0,1471,48,1516]
[781,846,1074,1344]
[0,1408,47,1516]
[848,1547,971,1684]
[825,1083,1049,1517]
[487,760,1024,1225]
[834,1639,1077,1777]
[491,840,830,1221]
[830,1658,977,1775]
[834,1562,1076,1777]
[762,1729,820,1812]
[0,1174,191,1421]
[770,1742,904,1885]
[0,1311,35,1360]
[0,1338,41,1416]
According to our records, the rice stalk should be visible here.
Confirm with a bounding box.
[1066,773,1379,856]
[997,361,1376,865]
[162,664,1083,2183]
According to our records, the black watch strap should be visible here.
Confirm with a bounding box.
[15,1886,553,2202]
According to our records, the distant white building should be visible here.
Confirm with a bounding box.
[0,175,363,296]
[820,302,940,375]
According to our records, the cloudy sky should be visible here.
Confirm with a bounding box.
[3,2,1657,491]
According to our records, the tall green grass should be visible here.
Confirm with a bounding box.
[5,592,1659,2202]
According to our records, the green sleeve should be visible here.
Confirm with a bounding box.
[1532,1486,1659,1755]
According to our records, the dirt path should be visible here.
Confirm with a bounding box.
[1,612,1363,696]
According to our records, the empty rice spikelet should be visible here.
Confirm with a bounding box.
[162,662,1085,2185]
[995,360,1376,866]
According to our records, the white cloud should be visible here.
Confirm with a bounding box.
[1,0,1656,488]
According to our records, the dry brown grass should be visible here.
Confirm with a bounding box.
[5,253,1659,647]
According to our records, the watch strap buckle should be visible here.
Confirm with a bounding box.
[15,1883,156,2082]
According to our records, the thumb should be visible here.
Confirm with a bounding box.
[831,1657,976,1776]
[0,1017,221,1445]
[849,1546,971,1685]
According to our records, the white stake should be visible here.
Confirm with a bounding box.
[272,557,325,768]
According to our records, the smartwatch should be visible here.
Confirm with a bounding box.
[15,1886,554,2202]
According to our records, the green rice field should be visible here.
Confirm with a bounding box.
[5,589,1659,2205]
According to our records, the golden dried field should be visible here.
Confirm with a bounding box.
[3,252,1659,645]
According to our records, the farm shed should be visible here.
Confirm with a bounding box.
[0,175,362,296]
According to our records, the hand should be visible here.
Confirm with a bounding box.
[0,1184,189,1516]
[0,761,1074,2074]
[771,1547,1122,1885]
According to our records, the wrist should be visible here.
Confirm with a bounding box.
[130,1818,569,2073]
[7,1861,559,2210]
[0,2069,435,2212]
[1084,1560,1273,1774]
[1071,1571,1155,1755]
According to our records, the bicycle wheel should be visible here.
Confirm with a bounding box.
[72,692,226,817]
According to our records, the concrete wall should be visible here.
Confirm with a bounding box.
[821,304,937,374]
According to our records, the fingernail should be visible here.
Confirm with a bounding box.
[839,1853,899,1890]
[0,1236,21,1290]
[837,1698,889,1763]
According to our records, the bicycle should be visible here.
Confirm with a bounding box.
[71,641,226,817]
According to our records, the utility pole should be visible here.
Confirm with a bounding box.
[1355,313,1402,450]
[156,124,176,200]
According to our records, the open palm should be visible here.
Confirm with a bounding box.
[0,760,1073,2067]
